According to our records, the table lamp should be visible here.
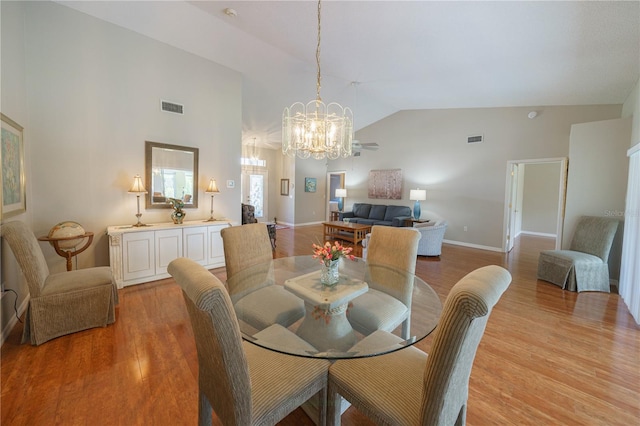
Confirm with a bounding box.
[335,188,347,211]
[204,178,220,222]
[128,174,148,227]
[409,189,426,219]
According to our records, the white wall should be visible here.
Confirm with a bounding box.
[521,162,561,235]
[1,1,242,337]
[564,117,631,281]
[622,78,639,147]
[330,105,622,249]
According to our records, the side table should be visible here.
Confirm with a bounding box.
[330,211,340,221]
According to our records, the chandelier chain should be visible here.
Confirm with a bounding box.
[316,0,322,102]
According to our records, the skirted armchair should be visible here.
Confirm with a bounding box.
[537,216,619,292]
[1,221,118,345]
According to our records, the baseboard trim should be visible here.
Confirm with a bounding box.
[1,294,29,346]
[519,231,557,238]
[443,239,503,253]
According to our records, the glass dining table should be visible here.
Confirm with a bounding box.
[227,256,442,359]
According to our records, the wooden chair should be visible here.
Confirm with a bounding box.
[0,221,117,345]
[328,265,512,425]
[168,258,330,426]
[347,225,421,339]
[221,223,304,330]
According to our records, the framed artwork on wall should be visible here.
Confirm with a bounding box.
[305,177,317,193]
[280,179,289,196]
[1,113,26,219]
[368,169,403,200]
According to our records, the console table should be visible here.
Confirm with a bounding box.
[107,220,232,288]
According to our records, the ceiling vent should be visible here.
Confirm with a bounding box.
[467,134,483,144]
[161,100,184,115]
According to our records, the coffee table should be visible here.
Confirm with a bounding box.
[323,221,371,245]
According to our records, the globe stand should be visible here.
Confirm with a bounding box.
[38,232,94,271]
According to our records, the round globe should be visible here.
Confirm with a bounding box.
[48,221,86,250]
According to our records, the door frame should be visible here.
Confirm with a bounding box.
[502,157,568,252]
[326,171,346,220]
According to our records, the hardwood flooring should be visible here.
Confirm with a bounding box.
[2,226,639,425]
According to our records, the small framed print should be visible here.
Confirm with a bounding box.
[1,113,26,219]
[280,179,289,196]
[304,177,317,193]
[226,180,235,189]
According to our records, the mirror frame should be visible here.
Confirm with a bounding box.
[145,141,199,209]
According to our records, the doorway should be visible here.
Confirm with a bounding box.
[503,158,568,252]
[241,168,268,220]
[326,171,346,220]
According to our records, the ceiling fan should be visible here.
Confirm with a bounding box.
[351,140,379,156]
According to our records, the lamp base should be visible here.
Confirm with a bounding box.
[338,198,344,212]
[203,217,217,222]
[413,201,421,220]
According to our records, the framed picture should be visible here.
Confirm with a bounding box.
[280,179,289,196]
[304,177,317,193]
[226,179,235,189]
[368,169,403,200]
[1,113,26,219]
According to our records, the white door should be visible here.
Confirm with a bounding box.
[506,164,519,252]
[241,169,268,220]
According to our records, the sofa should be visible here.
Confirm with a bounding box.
[339,203,412,227]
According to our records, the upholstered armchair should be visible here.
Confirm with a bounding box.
[0,221,118,345]
[242,203,258,225]
[414,220,448,256]
[168,258,330,426]
[537,216,619,292]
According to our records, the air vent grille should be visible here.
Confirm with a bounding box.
[161,100,184,115]
[467,134,483,144]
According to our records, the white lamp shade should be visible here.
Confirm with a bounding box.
[128,175,147,193]
[335,188,347,198]
[205,179,220,193]
[409,189,426,201]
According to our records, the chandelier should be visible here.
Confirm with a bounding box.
[282,0,353,160]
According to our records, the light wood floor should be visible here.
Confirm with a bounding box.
[2,226,639,425]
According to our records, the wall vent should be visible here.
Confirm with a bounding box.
[467,134,483,144]
[161,100,184,115]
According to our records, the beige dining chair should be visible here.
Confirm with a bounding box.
[328,265,512,425]
[347,225,421,339]
[168,257,330,426]
[221,223,305,330]
[0,221,117,345]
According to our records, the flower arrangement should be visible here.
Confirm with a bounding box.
[167,198,186,224]
[312,241,356,266]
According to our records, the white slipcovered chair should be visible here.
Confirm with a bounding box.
[327,265,512,425]
[537,216,619,292]
[415,220,448,256]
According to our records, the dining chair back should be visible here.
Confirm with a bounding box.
[0,221,117,345]
[327,265,512,425]
[168,257,330,426]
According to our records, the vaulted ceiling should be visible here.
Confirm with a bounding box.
[58,1,640,149]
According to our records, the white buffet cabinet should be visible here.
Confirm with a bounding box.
[107,220,232,288]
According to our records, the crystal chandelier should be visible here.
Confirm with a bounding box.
[282,0,353,160]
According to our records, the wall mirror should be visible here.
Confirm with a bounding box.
[145,141,199,209]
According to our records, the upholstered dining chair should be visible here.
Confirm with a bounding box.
[221,223,305,330]
[0,221,117,345]
[347,225,421,339]
[328,265,512,426]
[168,258,330,426]
[537,215,619,292]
